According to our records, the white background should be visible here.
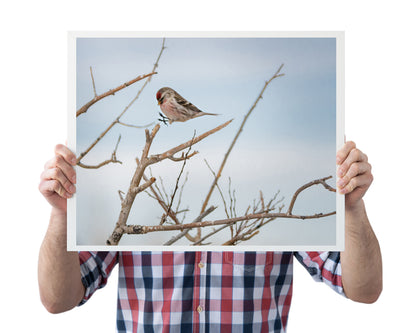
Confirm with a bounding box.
[0,1,414,332]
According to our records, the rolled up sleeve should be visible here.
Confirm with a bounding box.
[294,251,344,296]
[78,251,119,305]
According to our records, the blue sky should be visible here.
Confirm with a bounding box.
[75,36,339,248]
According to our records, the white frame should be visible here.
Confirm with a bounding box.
[67,31,345,251]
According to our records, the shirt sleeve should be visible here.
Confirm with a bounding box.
[294,251,345,296]
[78,251,119,305]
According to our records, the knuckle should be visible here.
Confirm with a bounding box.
[350,163,359,175]
[51,179,59,190]
[351,148,360,159]
[52,180,64,196]
[348,178,357,191]
[62,177,71,190]
[55,154,63,165]
[51,167,60,179]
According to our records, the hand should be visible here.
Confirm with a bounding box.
[39,144,77,214]
[336,141,373,211]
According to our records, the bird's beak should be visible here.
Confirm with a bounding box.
[157,100,161,105]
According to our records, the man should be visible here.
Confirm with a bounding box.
[38,141,382,332]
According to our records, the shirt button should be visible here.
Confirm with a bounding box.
[197,305,203,313]
[198,262,204,268]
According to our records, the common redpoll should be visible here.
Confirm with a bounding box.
[156,87,218,124]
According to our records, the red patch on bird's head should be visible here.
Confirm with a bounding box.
[156,91,162,101]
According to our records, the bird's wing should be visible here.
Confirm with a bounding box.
[175,92,203,113]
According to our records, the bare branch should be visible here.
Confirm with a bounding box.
[164,205,217,245]
[78,159,122,169]
[287,176,335,215]
[77,39,166,164]
[204,158,230,219]
[199,64,285,240]
[192,223,234,246]
[161,131,196,225]
[223,230,260,245]
[148,119,233,164]
[158,177,171,205]
[106,119,232,245]
[175,172,189,214]
[168,151,199,162]
[124,210,335,235]
[132,177,156,195]
[117,120,155,129]
[90,66,97,97]
[127,175,334,245]
[77,135,122,169]
[77,71,157,117]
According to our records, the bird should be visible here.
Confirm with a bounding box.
[156,87,218,124]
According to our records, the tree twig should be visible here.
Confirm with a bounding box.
[106,119,233,245]
[160,131,196,225]
[124,210,335,235]
[77,135,122,169]
[198,64,284,240]
[192,223,233,246]
[90,66,97,97]
[77,71,157,117]
[117,120,155,129]
[203,158,230,219]
[287,176,335,215]
[122,174,335,246]
[77,38,166,164]
[132,177,156,195]
[164,205,217,245]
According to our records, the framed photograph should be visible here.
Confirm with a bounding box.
[68,31,345,251]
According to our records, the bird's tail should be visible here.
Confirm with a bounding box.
[199,112,219,117]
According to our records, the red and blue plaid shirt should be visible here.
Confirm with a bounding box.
[79,251,343,332]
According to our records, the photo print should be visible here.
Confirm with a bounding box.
[67,31,345,251]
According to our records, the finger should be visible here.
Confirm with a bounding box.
[337,147,368,178]
[337,161,371,189]
[39,178,73,199]
[44,154,76,184]
[336,141,356,165]
[54,144,77,166]
[338,173,373,195]
[41,167,76,194]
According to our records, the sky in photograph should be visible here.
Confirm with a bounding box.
[74,36,338,248]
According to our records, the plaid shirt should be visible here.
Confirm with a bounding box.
[79,251,343,332]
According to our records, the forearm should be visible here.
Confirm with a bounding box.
[340,200,382,303]
[38,208,85,313]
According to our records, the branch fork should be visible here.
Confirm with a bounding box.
[106,119,233,245]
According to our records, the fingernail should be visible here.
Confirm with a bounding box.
[71,158,77,165]
[336,157,341,165]
[69,185,76,193]
[337,168,344,177]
